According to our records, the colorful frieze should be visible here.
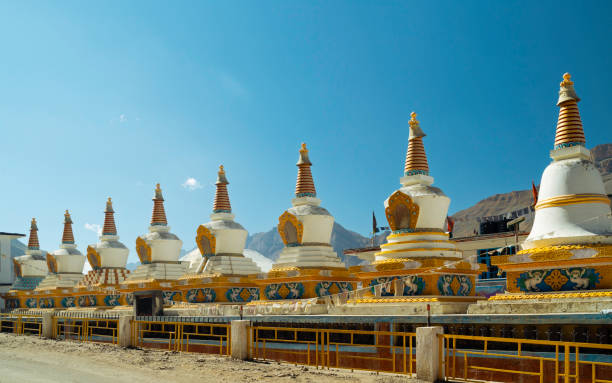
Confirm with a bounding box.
[25,298,37,308]
[225,287,259,303]
[61,296,76,308]
[77,295,97,307]
[5,299,20,309]
[185,288,216,303]
[369,275,426,296]
[514,267,601,293]
[162,291,181,305]
[104,294,122,306]
[264,282,305,300]
[38,297,55,308]
[437,275,472,296]
[124,292,134,306]
[315,281,353,297]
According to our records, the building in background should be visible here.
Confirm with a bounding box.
[0,231,26,309]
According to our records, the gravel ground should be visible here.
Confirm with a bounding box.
[0,333,425,383]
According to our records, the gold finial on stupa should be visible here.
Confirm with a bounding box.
[216,164,229,185]
[409,112,419,127]
[560,73,573,87]
[105,197,114,212]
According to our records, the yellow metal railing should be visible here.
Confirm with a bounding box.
[53,317,118,345]
[439,333,612,383]
[131,319,230,355]
[0,313,42,336]
[250,326,416,375]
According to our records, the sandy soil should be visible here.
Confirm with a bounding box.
[0,333,424,383]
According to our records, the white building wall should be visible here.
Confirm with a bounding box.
[0,236,14,285]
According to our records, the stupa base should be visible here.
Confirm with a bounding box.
[256,267,357,300]
[79,268,130,286]
[36,273,84,290]
[329,296,482,315]
[467,290,612,315]
[351,258,483,297]
[244,299,329,315]
[176,274,260,303]
[5,286,133,309]
[125,262,187,282]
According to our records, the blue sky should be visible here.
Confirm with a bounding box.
[1,1,610,262]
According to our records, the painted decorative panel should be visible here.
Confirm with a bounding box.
[25,298,37,308]
[162,291,181,305]
[5,299,20,309]
[78,295,97,307]
[61,296,76,308]
[185,288,216,303]
[104,294,121,306]
[264,282,305,300]
[515,268,601,292]
[370,276,425,296]
[315,281,354,297]
[437,275,472,296]
[225,287,260,303]
[38,297,55,308]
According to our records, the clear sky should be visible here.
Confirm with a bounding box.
[1,1,610,262]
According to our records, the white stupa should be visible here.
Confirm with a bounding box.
[376,112,461,262]
[10,219,47,290]
[125,184,187,282]
[37,210,86,290]
[193,165,261,275]
[524,73,612,249]
[272,143,345,269]
[469,74,612,314]
[81,198,130,286]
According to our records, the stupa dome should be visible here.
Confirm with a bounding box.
[136,184,183,264]
[195,165,261,275]
[49,210,85,274]
[87,198,129,269]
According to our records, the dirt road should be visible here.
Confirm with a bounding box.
[0,333,423,383]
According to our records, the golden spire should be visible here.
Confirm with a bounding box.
[27,218,40,250]
[295,142,316,197]
[151,183,168,226]
[404,112,429,176]
[102,197,117,235]
[62,210,75,244]
[213,165,232,213]
[554,73,585,149]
